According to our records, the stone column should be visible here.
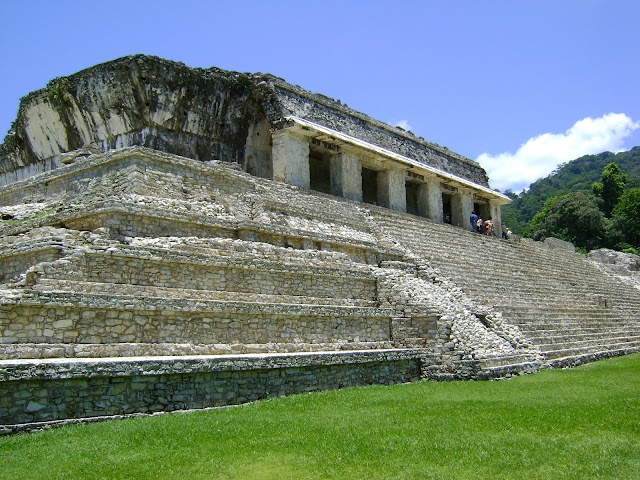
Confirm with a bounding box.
[330,152,362,202]
[377,167,406,212]
[490,202,503,237]
[271,130,310,189]
[418,178,442,222]
[460,191,475,231]
[450,193,464,227]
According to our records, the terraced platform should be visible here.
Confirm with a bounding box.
[0,147,638,431]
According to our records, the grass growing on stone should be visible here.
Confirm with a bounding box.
[1,354,639,480]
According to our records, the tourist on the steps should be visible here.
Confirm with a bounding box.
[477,216,484,234]
[484,218,494,237]
[470,211,479,233]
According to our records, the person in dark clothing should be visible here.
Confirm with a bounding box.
[470,211,479,233]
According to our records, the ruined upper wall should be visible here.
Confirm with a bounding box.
[0,55,489,188]
[0,56,274,179]
[266,81,490,187]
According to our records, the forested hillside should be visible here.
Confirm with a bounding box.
[501,147,640,235]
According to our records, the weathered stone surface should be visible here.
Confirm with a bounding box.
[0,57,269,175]
[0,57,638,431]
[0,350,422,429]
[0,55,489,189]
[542,237,576,252]
[588,248,640,289]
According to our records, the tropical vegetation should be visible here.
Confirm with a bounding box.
[500,146,640,253]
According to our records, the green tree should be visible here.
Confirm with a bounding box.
[610,187,640,249]
[529,191,607,251]
[592,162,628,217]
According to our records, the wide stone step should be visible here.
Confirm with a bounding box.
[33,279,378,307]
[515,323,639,334]
[499,303,614,314]
[510,311,632,320]
[0,290,397,358]
[530,330,640,345]
[542,340,640,360]
[0,339,396,360]
[503,314,625,326]
[539,337,640,354]
[476,352,543,369]
[507,317,632,328]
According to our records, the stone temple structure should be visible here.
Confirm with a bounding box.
[0,55,639,433]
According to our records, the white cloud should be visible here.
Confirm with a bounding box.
[477,113,640,193]
[394,119,413,131]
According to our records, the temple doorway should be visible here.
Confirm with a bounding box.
[309,152,331,194]
[474,202,490,222]
[405,181,420,215]
[362,167,378,205]
[442,193,452,224]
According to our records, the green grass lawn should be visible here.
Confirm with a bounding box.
[1,354,639,480]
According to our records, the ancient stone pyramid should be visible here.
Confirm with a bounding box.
[0,56,638,433]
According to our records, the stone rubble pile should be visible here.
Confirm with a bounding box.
[375,256,539,361]
[588,248,640,289]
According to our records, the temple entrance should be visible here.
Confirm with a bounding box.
[362,167,378,205]
[442,193,452,224]
[309,152,331,194]
[405,181,420,216]
[474,201,490,222]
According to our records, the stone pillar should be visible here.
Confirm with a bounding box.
[460,191,475,231]
[330,152,362,202]
[490,202,503,237]
[377,167,406,212]
[450,193,464,227]
[271,130,310,189]
[419,178,442,222]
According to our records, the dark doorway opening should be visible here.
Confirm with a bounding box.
[406,182,420,215]
[442,193,452,224]
[309,153,331,194]
[362,168,378,205]
[474,202,490,222]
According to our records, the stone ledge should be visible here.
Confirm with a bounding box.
[33,280,378,307]
[545,346,640,367]
[2,289,394,317]
[0,348,424,381]
[0,348,424,432]
[0,340,396,360]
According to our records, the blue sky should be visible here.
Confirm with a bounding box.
[1,0,638,192]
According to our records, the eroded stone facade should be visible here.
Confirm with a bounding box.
[0,55,509,235]
[0,57,638,432]
[0,147,547,430]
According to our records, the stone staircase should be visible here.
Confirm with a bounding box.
[369,206,640,365]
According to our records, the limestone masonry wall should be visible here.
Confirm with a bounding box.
[0,295,393,356]
[0,55,489,191]
[0,146,638,432]
[272,85,490,187]
[0,350,421,433]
